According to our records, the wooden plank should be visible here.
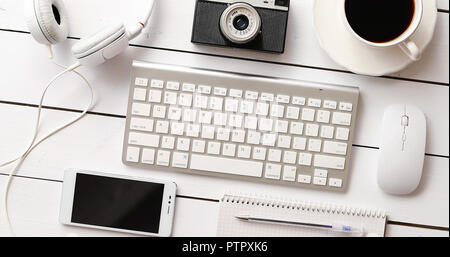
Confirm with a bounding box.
[0,104,448,227]
[0,175,446,237]
[0,32,448,156]
[0,0,448,83]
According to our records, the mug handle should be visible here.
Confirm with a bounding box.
[399,39,421,61]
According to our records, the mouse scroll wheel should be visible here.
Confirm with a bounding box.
[401,115,409,126]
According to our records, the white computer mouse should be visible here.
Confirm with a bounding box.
[377,104,427,195]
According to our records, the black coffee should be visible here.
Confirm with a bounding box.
[345,0,415,43]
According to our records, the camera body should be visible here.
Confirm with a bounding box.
[191,0,290,53]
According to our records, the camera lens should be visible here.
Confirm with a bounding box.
[233,15,249,31]
[220,3,261,44]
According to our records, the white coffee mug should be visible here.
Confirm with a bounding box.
[339,0,423,61]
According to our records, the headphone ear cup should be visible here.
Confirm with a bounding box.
[25,0,69,45]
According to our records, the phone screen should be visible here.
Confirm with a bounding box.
[71,173,165,234]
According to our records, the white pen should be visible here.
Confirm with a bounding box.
[235,214,365,236]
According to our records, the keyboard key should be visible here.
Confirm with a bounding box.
[166,81,180,90]
[336,127,350,141]
[151,79,164,88]
[293,137,307,150]
[229,89,243,98]
[255,103,269,115]
[274,120,289,133]
[244,116,258,130]
[286,106,300,119]
[172,152,189,168]
[229,114,243,127]
[225,98,239,112]
[314,169,328,178]
[298,174,312,184]
[223,143,236,157]
[135,77,148,87]
[247,131,261,145]
[323,100,337,109]
[240,101,254,114]
[232,129,246,143]
[198,85,211,94]
[170,122,185,136]
[192,140,206,153]
[308,139,322,152]
[168,107,182,120]
[323,141,348,155]
[292,96,306,106]
[276,95,290,104]
[237,145,251,158]
[290,122,304,135]
[265,163,281,179]
[245,91,258,100]
[270,104,285,118]
[207,141,221,155]
[283,151,297,164]
[252,147,267,160]
[314,154,345,170]
[313,177,327,186]
[320,126,335,139]
[126,146,140,162]
[308,98,322,107]
[141,148,155,164]
[283,166,297,181]
[329,178,343,188]
[339,102,353,112]
[190,154,263,177]
[148,90,162,103]
[301,108,315,121]
[132,103,151,116]
[177,138,191,151]
[182,83,195,92]
[277,135,292,148]
[317,110,330,123]
[186,124,200,137]
[268,149,282,162]
[194,95,208,109]
[258,118,274,132]
[305,123,319,137]
[152,105,166,118]
[130,117,154,132]
[179,93,193,107]
[155,120,169,134]
[201,125,215,139]
[214,87,227,96]
[260,93,274,102]
[199,111,213,124]
[133,88,147,101]
[164,92,178,105]
[217,128,231,141]
[156,150,170,166]
[129,133,159,148]
[209,97,223,111]
[214,112,228,126]
[332,112,352,126]
[262,133,277,147]
[161,136,175,149]
[298,152,312,166]
[183,109,197,122]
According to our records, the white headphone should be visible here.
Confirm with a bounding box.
[25,0,156,66]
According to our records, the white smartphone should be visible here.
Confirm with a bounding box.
[59,169,177,237]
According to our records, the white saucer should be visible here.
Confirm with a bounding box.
[313,0,437,76]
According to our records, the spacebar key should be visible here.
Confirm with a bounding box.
[190,154,263,177]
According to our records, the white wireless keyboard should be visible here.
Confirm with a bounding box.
[123,61,359,191]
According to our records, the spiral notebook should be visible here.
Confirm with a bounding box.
[217,193,387,237]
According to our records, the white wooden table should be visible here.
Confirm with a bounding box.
[0,0,448,237]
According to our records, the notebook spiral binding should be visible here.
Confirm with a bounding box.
[221,192,386,219]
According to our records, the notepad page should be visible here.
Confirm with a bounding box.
[216,195,386,237]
